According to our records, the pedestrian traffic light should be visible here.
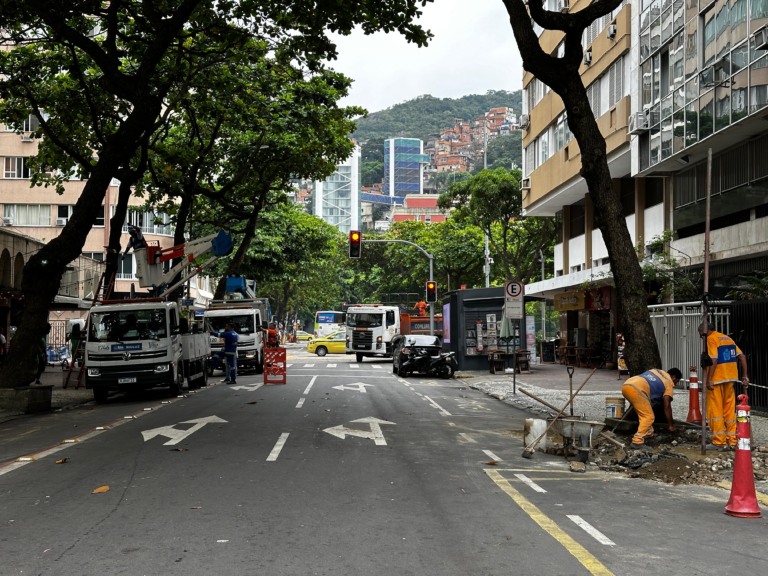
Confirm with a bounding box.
[426,280,437,303]
[348,230,362,258]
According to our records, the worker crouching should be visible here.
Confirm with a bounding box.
[621,368,682,448]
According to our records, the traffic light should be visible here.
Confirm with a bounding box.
[348,230,362,258]
[425,280,437,303]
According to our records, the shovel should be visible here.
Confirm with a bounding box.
[521,366,598,458]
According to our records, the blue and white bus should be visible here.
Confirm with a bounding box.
[314,310,346,338]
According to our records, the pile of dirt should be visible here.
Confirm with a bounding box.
[590,429,768,486]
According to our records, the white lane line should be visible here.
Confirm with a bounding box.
[296,397,305,408]
[327,363,337,368]
[513,473,547,493]
[267,433,290,461]
[567,515,616,546]
[423,395,451,416]
[483,449,502,461]
[459,433,477,443]
[303,363,315,368]
[303,376,317,396]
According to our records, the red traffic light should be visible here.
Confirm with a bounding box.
[349,230,362,258]
[426,281,437,302]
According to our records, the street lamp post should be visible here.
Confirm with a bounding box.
[483,112,490,288]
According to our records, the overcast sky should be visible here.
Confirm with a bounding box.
[329,0,524,113]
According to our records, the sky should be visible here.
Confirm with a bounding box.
[329,0,524,113]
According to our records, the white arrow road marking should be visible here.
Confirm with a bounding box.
[229,384,263,391]
[142,416,228,445]
[323,417,396,445]
[331,382,373,393]
[567,515,616,546]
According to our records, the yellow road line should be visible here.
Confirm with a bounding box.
[485,468,614,576]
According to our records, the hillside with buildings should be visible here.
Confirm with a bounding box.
[351,90,523,144]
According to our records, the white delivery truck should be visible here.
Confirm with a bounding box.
[85,300,210,401]
[345,304,401,363]
[204,276,268,374]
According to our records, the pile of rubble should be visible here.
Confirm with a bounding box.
[590,428,768,486]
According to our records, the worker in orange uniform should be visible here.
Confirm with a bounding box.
[621,367,682,448]
[698,322,749,451]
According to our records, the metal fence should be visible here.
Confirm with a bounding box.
[649,300,768,412]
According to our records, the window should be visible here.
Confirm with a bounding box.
[82,252,104,262]
[3,157,31,179]
[116,254,134,279]
[3,204,51,226]
[22,115,40,133]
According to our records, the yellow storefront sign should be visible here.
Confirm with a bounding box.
[554,291,585,311]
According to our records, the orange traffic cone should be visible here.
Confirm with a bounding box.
[725,394,762,518]
[686,365,702,424]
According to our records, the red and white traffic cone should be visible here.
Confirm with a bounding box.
[725,394,762,518]
[686,365,702,424]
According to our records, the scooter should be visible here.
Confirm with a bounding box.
[399,345,457,379]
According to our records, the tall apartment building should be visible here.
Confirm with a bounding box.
[0,117,210,341]
[383,137,431,198]
[522,0,768,355]
[312,144,361,234]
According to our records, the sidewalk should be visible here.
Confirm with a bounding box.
[457,359,768,448]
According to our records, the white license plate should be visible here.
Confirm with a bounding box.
[118,377,137,384]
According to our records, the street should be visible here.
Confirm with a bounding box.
[2,344,767,576]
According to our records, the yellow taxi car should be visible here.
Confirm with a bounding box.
[306,330,346,356]
[294,330,314,342]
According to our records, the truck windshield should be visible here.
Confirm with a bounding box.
[207,314,256,335]
[89,309,167,342]
[346,313,383,328]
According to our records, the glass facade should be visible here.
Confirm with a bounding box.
[638,0,768,171]
[313,146,360,234]
[383,138,430,197]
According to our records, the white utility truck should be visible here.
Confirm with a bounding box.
[345,304,401,363]
[204,276,269,375]
[84,229,233,402]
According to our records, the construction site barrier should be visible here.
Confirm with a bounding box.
[686,365,702,424]
[725,394,762,518]
[264,346,287,385]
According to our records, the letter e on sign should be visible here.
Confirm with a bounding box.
[504,281,524,319]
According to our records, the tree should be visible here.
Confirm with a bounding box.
[0,0,433,387]
[438,167,555,284]
[502,0,661,373]
[726,271,768,300]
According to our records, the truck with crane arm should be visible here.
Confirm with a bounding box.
[84,229,233,402]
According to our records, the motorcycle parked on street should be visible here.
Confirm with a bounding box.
[393,334,457,379]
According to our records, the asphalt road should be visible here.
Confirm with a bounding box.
[1,344,767,575]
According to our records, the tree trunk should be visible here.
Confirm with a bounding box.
[503,0,661,374]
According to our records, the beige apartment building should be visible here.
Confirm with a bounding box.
[521,0,768,359]
[0,117,212,345]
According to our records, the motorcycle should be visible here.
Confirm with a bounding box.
[398,344,457,379]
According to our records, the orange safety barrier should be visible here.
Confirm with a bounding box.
[263,346,287,385]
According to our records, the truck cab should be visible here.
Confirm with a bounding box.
[345,304,401,363]
[85,301,191,402]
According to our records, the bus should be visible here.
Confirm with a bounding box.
[314,310,346,338]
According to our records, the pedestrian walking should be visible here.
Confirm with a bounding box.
[698,322,749,450]
[221,322,238,384]
[621,367,682,448]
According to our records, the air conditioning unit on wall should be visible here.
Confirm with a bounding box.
[520,178,531,191]
[607,24,617,39]
[628,112,650,135]
[583,51,592,65]
[558,0,569,12]
[754,26,768,51]
[520,114,530,130]
[56,217,67,226]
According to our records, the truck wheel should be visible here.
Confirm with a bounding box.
[93,387,108,403]
[355,353,363,363]
[169,364,183,396]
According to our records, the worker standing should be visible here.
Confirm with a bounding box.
[621,367,682,448]
[698,322,749,450]
[221,322,238,384]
